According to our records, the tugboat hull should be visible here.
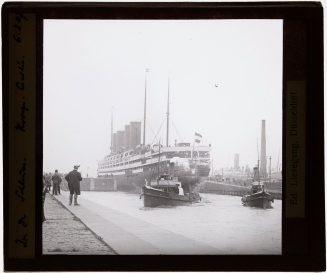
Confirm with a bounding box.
[142,186,201,207]
[241,191,274,209]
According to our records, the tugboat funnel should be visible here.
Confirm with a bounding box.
[253,167,260,182]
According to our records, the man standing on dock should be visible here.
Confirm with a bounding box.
[45,173,52,193]
[52,170,62,195]
[42,175,48,222]
[65,165,83,206]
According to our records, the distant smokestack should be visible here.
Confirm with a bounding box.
[117,130,125,151]
[124,124,131,150]
[234,154,240,170]
[112,133,117,153]
[260,120,267,179]
[129,121,141,149]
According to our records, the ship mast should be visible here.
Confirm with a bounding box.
[157,139,161,185]
[269,156,272,183]
[143,70,148,146]
[166,78,170,147]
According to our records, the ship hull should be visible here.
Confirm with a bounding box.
[142,186,201,207]
[102,164,210,193]
[241,191,274,209]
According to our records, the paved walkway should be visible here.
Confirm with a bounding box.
[54,191,220,255]
[43,193,116,255]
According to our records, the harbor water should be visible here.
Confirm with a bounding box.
[79,191,281,254]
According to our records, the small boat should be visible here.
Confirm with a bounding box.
[241,181,274,209]
[141,174,201,207]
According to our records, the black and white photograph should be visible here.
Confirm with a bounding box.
[42,19,283,255]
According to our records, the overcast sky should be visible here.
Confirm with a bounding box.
[43,19,282,177]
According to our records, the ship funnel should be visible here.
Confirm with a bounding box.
[253,167,260,182]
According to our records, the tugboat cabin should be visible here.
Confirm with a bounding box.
[148,174,184,195]
[251,181,264,194]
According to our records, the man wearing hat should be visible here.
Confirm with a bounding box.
[65,165,83,206]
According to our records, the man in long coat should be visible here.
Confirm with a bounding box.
[65,165,83,206]
[52,169,62,195]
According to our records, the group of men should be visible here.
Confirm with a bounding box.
[44,170,62,195]
[43,165,83,222]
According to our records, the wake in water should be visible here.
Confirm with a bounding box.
[79,191,282,254]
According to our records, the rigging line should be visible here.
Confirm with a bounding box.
[146,122,157,138]
[171,120,183,142]
[151,120,165,145]
[151,119,166,146]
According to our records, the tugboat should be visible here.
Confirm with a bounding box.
[241,167,274,209]
[141,174,201,207]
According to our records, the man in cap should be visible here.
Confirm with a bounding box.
[65,165,83,206]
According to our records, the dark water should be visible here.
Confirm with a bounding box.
[81,191,281,254]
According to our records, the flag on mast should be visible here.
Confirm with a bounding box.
[195,132,202,143]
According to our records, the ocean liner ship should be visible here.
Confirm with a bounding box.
[97,78,211,192]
